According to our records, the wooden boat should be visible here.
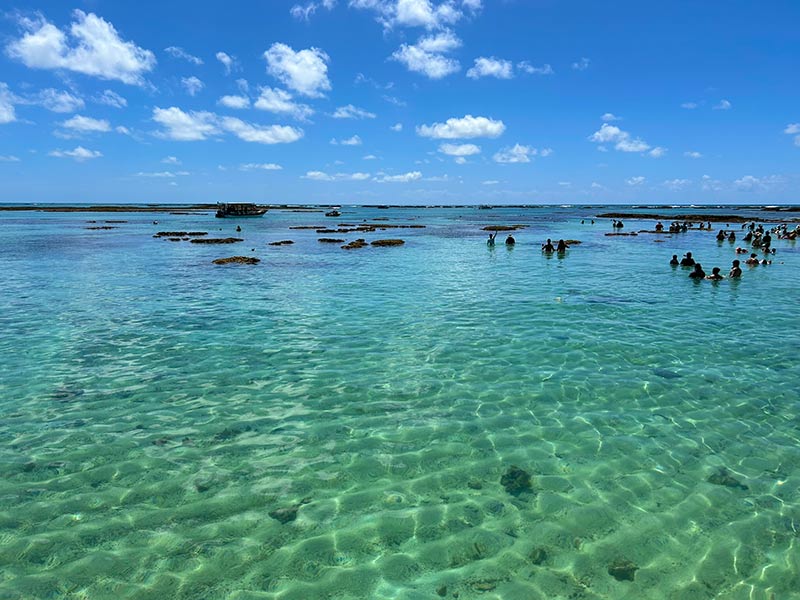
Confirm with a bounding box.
[215,203,267,218]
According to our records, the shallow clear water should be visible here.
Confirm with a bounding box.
[1,206,799,600]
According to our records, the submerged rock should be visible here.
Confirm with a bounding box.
[318,238,345,243]
[608,558,638,581]
[528,547,548,565]
[212,256,260,265]
[191,237,244,244]
[708,467,748,490]
[268,497,311,524]
[371,239,405,247]
[268,240,294,246]
[500,465,533,496]
[482,225,527,232]
[342,239,368,250]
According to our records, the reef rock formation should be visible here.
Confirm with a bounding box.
[212,256,260,265]
[268,240,294,246]
[608,559,638,581]
[371,239,405,247]
[191,237,244,244]
[318,238,345,243]
[500,465,533,496]
[342,239,368,250]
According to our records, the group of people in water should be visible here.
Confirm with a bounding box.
[670,252,746,280]
[486,232,570,254]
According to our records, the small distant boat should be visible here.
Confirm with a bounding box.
[215,203,267,218]
[325,210,341,217]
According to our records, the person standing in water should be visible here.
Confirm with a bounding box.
[505,234,516,245]
[487,232,497,246]
[729,260,742,278]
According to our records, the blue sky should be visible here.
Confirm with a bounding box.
[0,0,798,204]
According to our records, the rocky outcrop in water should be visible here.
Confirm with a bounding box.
[318,238,345,243]
[371,239,405,247]
[268,240,294,246]
[482,225,528,232]
[212,256,260,265]
[708,467,748,490]
[342,239,368,250]
[608,558,638,581]
[191,237,244,244]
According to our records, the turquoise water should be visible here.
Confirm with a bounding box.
[1,206,799,600]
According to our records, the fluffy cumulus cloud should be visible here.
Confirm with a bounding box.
[264,43,331,97]
[649,147,667,158]
[6,10,156,85]
[35,88,85,113]
[61,115,111,133]
[164,46,203,65]
[254,87,313,120]
[332,104,376,119]
[438,143,480,156]
[216,51,235,74]
[218,95,250,109]
[713,99,732,110]
[0,83,17,123]
[517,61,553,75]
[375,170,422,183]
[330,135,362,145]
[684,151,702,159]
[219,116,304,144]
[572,57,590,71]
[589,123,654,154]
[663,178,690,190]
[391,30,461,79]
[418,114,505,139]
[351,0,475,30]
[601,113,621,122]
[153,107,219,141]
[784,123,800,146]
[95,89,126,108]
[467,56,513,79]
[181,76,204,96]
[493,143,539,163]
[391,123,403,131]
[49,146,102,161]
[626,176,645,186]
[733,174,784,191]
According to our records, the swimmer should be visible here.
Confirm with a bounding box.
[689,263,706,279]
[487,232,497,246]
[729,260,742,278]
[669,254,679,266]
[728,231,736,242]
[705,267,724,281]
[236,225,242,232]
[505,234,516,245]
[680,252,696,266]
[542,238,555,252]
[556,239,569,252]
[745,253,760,266]
[655,221,664,232]
[716,230,726,241]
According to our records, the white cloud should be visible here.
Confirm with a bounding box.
[61,115,111,132]
[49,145,102,161]
[216,51,235,74]
[0,154,21,161]
[684,151,702,159]
[0,83,17,123]
[467,56,513,79]
[220,116,304,144]
[733,174,784,191]
[539,148,553,157]
[438,143,480,156]
[784,123,800,146]
[153,107,219,141]
[363,154,378,160]
[7,10,156,85]
[240,162,283,171]
[375,171,422,183]
[601,113,621,122]
[303,170,370,181]
[713,99,732,110]
[626,176,645,186]
[332,104,376,119]
[162,156,180,165]
[35,88,84,113]
[290,1,337,20]
[181,76,204,96]
[219,95,250,109]
[254,87,313,120]
[649,147,667,158]
[264,43,331,97]
[517,61,553,75]
[135,170,189,177]
[482,180,499,185]
[663,178,690,190]
[493,143,537,163]
[164,46,202,65]
[330,135,363,145]
[681,102,698,109]
[352,0,479,30]
[588,123,653,153]
[391,123,403,132]
[115,125,130,135]
[417,114,505,139]
[94,89,126,108]
[590,182,605,190]
[571,57,590,71]
[392,31,461,79]
[701,174,722,191]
